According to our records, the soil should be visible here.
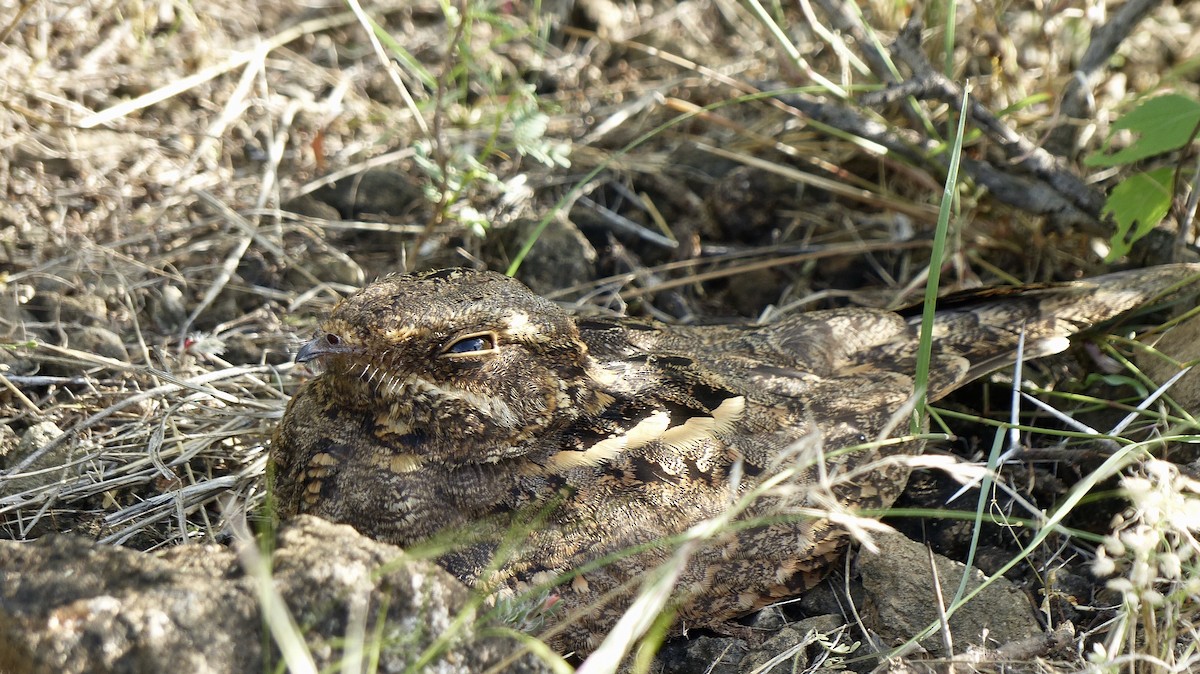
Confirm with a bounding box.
[2,0,1200,671]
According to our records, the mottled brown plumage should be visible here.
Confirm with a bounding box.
[271,265,1199,654]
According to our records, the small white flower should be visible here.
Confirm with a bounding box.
[1107,577,1135,595]
[1140,588,1164,605]
[1144,459,1175,483]
[1120,528,1153,557]
[1123,476,1153,501]
[1159,552,1182,579]
[1131,560,1154,588]
[1105,537,1127,558]
[1184,576,1200,595]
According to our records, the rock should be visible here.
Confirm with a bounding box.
[738,614,854,674]
[0,340,39,378]
[1,421,70,496]
[45,292,109,327]
[858,531,1042,656]
[307,169,424,219]
[658,634,748,674]
[724,267,788,318]
[706,166,797,245]
[798,575,861,618]
[14,420,63,459]
[657,613,862,674]
[737,625,812,673]
[0,516,553,674]
[68,326,128,362]
[1138,312,1200,413]
[281,193,340,221]
[0,424,18,462]
[493,216,597,297]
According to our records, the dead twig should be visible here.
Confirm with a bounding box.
[865,18,1107,228]
[1046,0,1165,157]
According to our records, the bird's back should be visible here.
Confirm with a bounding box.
[472,264,1200,650]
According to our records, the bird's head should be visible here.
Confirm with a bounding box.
[294,268,604,465]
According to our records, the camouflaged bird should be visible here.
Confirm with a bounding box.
[271,264,1199,654]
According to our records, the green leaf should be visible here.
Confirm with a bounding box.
[1102,167,1174,262]
[1086,94,1200,167]
[1082,373,1149,399]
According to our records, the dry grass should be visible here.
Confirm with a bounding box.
[3,0,1200,671]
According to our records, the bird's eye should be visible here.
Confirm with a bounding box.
[441,332,498,356]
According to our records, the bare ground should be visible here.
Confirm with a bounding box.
[3,0,1200,670]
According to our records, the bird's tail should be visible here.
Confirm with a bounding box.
[880,263,1200,399]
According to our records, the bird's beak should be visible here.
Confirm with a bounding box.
[295,333,353,363]
[295,339,324,363]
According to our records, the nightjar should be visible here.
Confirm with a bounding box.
[271,264,1199,654]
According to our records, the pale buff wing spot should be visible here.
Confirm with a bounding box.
[310,452,339,466]
[660,396,746,452]
[545,411,672,469]
[571,574,590,594]
[304,466,331,479]
[710,395,746,433]
[529,570,557,587]
[376,410,412,435]
[544,396,747,468]
[1031,335,1070,358]
[368,451,424,474]
[390,454,423,473]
